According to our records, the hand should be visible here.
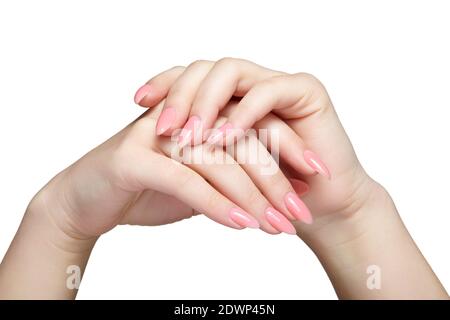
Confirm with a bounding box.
[32,100,320,240]
[132,59,449,299]
[1,98,315,299]
[134,58,385,246]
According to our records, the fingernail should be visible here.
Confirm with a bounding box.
[134,84,152,105]
[289,178,310,196]
[229,208,260,229]
[178,116,201,148]
[206,123,233,145]
[284,192,313,224]
[265,207,297,235]
[304,150,331,179]
[156,107,176,135]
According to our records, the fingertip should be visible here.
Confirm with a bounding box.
[228,207,260,229]
[156,107,176,135]
[304,150,331,180]
[134,84,152,105]
[265,207,297,235]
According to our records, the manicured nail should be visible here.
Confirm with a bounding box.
[178,116,202,148]
[289,178,310,196]
[206,123,233,145]
[265,207,297,235]
[284,192,313,224]
[156,107,176,135]
[229,208,260,229]
[304,150,331,179]
[134,84,152,105]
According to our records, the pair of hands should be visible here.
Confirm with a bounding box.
[33,58,380,245]
[11,58,448,300]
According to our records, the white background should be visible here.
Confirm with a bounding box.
[1,1,449,299]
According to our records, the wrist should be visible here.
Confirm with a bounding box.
[303,176,395,251]
[28,171,98,254]
[301,180,448,299]
[0,182,96,299]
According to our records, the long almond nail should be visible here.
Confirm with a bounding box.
[134,84,152,105]
[156,107,176,135]
[265,207,297,235]
[304,150,331,179]
[284,192,313,224]
[178,116,201,148]
[206,123,233,145]
[229,208,260,229]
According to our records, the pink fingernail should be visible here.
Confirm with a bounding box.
[134,84,152,105]
[284,192,313,224]
[178,116,202,148]
[289,178,310,196]
[264,207,297,235]
[206,123,233,145]
[156,107,176,135]
[229,208,260,229]
[304,150,331,179]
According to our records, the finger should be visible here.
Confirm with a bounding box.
[231,129,313,225]
[134,66,185,107]
[136,152,259,231]
[191,147,287,234]
[158,60,214,139]
[219,100,319,177]
[213,73,322,140]
[253,112,317,176]
[214,73,332,179]
[158,139,289,234]
[185,58,282,145]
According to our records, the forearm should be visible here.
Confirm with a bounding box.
[306,184,448,299]
[0,188,97,299]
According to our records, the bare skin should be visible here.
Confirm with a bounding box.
[0,59,448,299]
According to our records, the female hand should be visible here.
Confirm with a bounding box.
[134,58,385,245]
[0,97,313,299]
[33,99,316,241]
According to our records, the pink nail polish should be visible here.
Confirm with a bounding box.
[178,116,202,148]
[265,207,297,235]
[304,150,331,179]
[134,84,152,105]
[229,208,260,229]
[289,178,310,196]
[284,192,313,224]
[206,123,233,145]
[156,107,176,135]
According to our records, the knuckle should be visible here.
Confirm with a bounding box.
[216,56,236,65]
[170,65,185,72]
[188,59,212,69]
[254,77,282,91]
[295,72,325,90]
[215,57,240,73]
[292,72,330,111]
